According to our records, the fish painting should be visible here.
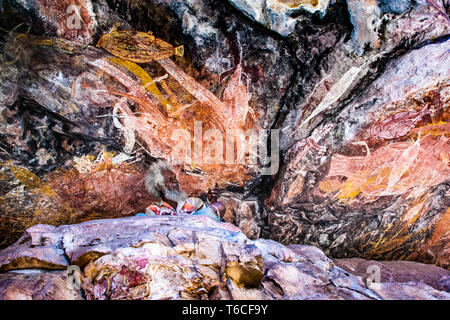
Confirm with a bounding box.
[97,29,184,63]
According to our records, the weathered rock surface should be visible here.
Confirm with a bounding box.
[0,270,83,300]
[218,192,264,239]
[0,0,295,248]
[0,215,448,300]
[227,0,331,36]
[0,0,449,270]
[0,225,68,272]
[334,258,450,292]
[267,27,450,267]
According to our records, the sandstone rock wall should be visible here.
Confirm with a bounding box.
[0,0,448,268]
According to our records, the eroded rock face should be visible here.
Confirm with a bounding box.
[227,0,331,36]
[262,1,450,266]
[0,270,83,300]
[218,192,264,239]
[0,215,448,300]
[267,34,450,267]
[0,0,449,269]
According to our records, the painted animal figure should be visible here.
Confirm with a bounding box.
[97,29,184,63]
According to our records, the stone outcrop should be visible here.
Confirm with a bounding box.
[0,215,448,300]
[0,270,83,300]
[268,37,450,267]
[218,192,264,240]
[0,0,449,271]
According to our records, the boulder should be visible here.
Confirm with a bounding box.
[335,258,450,292]
[0,270,83,300]
[0,215,448,300]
